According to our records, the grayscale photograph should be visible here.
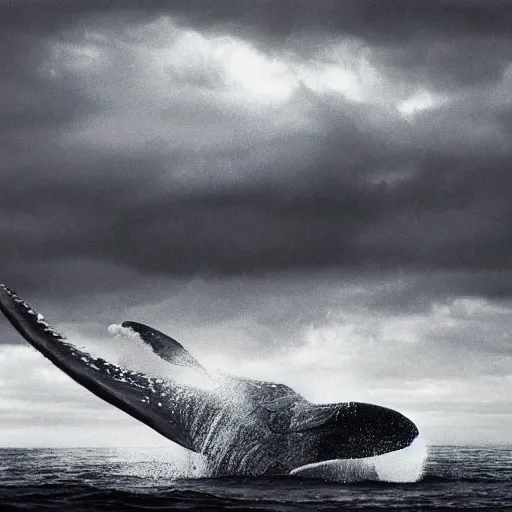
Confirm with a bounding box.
[0,1,511,510]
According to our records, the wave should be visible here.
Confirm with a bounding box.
[420,473,510,484]
[1,474,511,512]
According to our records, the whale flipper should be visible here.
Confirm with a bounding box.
[0,284,420,477]
[121,321,207,374]
[0,285,199,451]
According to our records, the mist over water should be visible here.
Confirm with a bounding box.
[113,446,208,482]
[372,435,427,482]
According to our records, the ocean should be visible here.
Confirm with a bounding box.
[0,446,511,511]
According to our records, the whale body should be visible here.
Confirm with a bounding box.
[0,284,419,477]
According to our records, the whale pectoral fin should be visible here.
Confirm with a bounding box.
[257,397,339,434]
[290,403,338,431]
[260,395,300,412]
[121,321,207,374]
[0,285,196,452]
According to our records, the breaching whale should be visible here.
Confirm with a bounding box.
[0,284,419,477]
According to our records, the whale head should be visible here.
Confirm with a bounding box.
[303,402,419,459]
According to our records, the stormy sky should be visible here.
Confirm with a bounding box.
[1,0,512,447]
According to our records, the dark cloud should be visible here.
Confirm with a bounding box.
[3,1,512,91]
[4,1,512,38]
[0,2,511,316]
[3,142,512,298]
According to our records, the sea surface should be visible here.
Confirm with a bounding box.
[0,446,511,511]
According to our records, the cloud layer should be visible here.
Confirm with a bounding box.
[2,3,512,291]
[1,1,512,445]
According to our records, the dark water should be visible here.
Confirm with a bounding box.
[0,446,511,511]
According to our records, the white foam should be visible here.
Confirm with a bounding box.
[165,364,217,391]
[113,446,208,482]
[290,457,378,482]
[373,434,426,482]
[108,323,143,342]
[290,434,427,483]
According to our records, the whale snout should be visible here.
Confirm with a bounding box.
[344,403,419,457]
[375,408,419,454]
[311,402,419,461]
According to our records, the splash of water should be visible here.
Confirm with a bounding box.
[107,323,426,482]
[372,434,426,482]
[290,434,427,483]
[108,323,143,342]
[113,446,209,483]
